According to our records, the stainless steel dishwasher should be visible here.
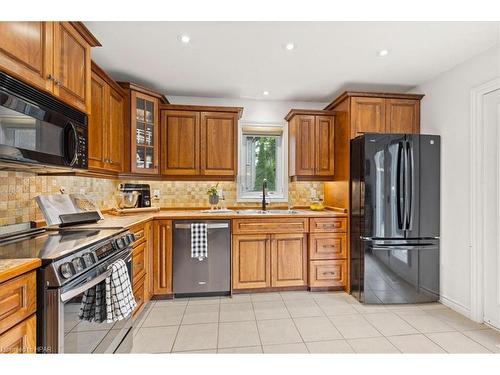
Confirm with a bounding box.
[173,220,231,297]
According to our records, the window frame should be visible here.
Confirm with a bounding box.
[237,121,288,203]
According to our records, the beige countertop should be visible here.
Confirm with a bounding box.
[0,258,41,284]
[98,208,347,229]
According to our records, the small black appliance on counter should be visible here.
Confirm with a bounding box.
[118,183,151,208]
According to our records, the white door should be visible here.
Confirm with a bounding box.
[483,89,500,329]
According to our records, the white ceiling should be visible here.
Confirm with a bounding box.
[86,22,499,102]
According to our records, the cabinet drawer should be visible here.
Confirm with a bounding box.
[309,260,347,287]
[232,218,309,235]
[309,233,347,260]
[309,218,347,233]
[129,224,146,246]
[0,314,36,354]
[0,271,36,335]
[133,275,146,317]
[132,241,147,284]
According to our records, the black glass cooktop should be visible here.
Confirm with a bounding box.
[0,227,125,262]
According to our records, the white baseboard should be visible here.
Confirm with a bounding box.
[439,295,472,319]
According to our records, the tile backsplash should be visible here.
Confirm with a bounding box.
[0,171,324,226]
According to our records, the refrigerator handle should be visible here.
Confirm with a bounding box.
[403,140,411,231]
[407,140,415,230]
[396,141,405,230]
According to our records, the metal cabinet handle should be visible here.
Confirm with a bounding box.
[323,244,336,248]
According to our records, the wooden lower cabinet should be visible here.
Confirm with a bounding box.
[309,260,347,288]
[0,271,36,334]
[232,233,307,290]
[0,315,36,354]
[0,269,38,354]
[132,275,147,317]
[271,233,307,287]
[153,220,173,295]
[309,233,347,260]
[232,234,271,289]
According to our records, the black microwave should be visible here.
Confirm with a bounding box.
[0,72,88,170]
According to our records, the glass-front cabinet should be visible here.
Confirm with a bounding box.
[131,91,159,174]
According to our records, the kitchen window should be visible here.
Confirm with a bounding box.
[238,123,288,202]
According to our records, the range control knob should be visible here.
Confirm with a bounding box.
[72,257,85,272]
[82,253,95,267]
[123,235,131,246]
[115,237,125,250]
[59,262,74,279]
[128,233,136,243]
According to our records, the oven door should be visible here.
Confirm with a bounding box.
[41,248,133,353]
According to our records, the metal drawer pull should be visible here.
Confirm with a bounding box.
[175,223,229,229]
[323,271,337,275]
[323,244,337,248]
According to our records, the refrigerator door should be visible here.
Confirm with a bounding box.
[362,238,440,304]
[415,134,441,238]
[363,134,407,239]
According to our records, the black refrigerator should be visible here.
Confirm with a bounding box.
[350,133,440,304]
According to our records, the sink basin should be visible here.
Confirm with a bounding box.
[235,209,299,215]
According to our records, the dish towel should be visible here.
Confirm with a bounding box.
[105,259,137,323]
[78,280,106,323]
[191,223,208,260]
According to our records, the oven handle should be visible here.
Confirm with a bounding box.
[60,252,132,303]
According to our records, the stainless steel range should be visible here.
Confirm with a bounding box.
[0,223,136,353]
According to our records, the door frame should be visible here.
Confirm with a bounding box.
[470,77,500,322]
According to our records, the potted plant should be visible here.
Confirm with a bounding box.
[207,183,219,209]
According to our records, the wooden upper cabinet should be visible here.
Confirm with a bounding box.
[107,87,124,172]
[294,115,316,176]
[286,110,335,180]
[88,62,125,174]
[131,92,160,174]
[324,92,424,139]
[0,21,100,114]
[315,116,335,176]
[161,110,200,175]
[88,71,107,170]
[385,98,420,134]
[52,22,91,113]
[351,96,386,138]
[159,105,242,180]
[200,111,237,176]
[0,22,53,92]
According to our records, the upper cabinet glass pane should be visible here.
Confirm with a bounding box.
[136,98,145,122]
[145,123,154,146]
[136,122,145,145]
[145,101,154,124]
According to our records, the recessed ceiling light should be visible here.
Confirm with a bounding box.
[285,43,295,51]
[263,91,270,96]
[179,34,190,44]
[377,49,389,57]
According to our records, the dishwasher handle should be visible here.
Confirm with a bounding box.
[174,223,229,230]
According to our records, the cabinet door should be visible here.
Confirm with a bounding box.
[295,115,316,176]
[271,233,307,287]
[52,22,91,113]
[107,87,124,172]
[153,220,172,295]
[200,111,237,176]
[315,115,335,176]
[0,315,36,354]
[351,97,386,138]
[131,92,159,174]
[88,72,107,171]
[0,22,53,92]
[232,235,271,290]
[145,221,154,300]
[386,99,420,134]
[161,110,200,175]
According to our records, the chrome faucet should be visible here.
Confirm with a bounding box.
[262,179,268,212]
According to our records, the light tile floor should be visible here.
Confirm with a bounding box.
[117,291,500,354]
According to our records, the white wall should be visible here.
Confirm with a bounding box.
[166,96,328,124]
[412,45,500,315]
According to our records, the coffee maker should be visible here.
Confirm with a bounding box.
[118,183,151,207]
